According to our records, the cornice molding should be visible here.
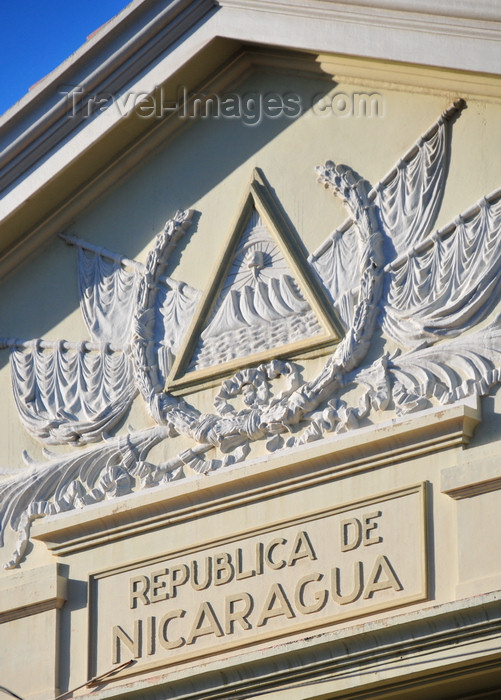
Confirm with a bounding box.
[0,0,217,192]
[218,0,501,24]
[1,0,501,277]
[0,564,67,623]
[216,0,501,72]
[32,398,479,557]
[61,590,501,699]
[442,456,501,499]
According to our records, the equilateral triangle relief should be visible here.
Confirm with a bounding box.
[167,170,343,392]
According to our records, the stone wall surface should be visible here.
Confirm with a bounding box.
[0,1,501,698]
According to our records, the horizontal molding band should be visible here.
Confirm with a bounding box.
[32,398,479,556]
[0,564,67,623]
[80,590,501,698]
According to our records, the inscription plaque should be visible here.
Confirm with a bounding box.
[88,483,427,679]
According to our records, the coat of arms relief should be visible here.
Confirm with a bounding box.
[1,97,501,569]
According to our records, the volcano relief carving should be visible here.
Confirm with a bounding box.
[168,168,341,389]
[2,98,501,568]
[189,209,322,371]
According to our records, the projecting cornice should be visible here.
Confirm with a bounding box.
[0,0,500,277]
[0,0,219,214]
[219,0,501,23]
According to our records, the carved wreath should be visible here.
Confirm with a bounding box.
[2,98,501,568]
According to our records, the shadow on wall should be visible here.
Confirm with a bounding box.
[0,63,339,371]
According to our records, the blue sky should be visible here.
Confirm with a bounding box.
[0,1,130,116]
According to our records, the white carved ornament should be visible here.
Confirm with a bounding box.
[2,98,501,568]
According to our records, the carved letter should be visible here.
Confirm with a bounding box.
[225,592,254,634]
[332,561,363,605]
[158,609,186,650]
[150,568,168,603]
[112,621,141,664]
[168,564,189,598]
[146,616,155,656]
[235,548,256,580]
[214,553,235,585]
[190,557,212,591]
[288,531,316,566]
[256,542,264,575]
[363,555,403,599]
[187,602,224,645]
[363,511,382,546]
[257,583,295,627]
[129,575,150,608]
[340,518,362,552]
[265,538,287,570]
[294,573,327,614]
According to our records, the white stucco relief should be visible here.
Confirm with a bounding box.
[2,98,501,568]
[4,339,136,445]
[190,209,323,371]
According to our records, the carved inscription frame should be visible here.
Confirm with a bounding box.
[87,482,428,682]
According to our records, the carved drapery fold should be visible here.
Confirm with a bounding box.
[155,279,200,383]
[10,342,137,444]
[310,103,462,323]
[77,247,138,346]
[304,162,384,398]
[309,222,361,328]
[375,121,448,258]
[383,192,501,347]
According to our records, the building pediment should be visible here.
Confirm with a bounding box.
[1,86,500,568]
[1,0,501,272]
[1,2,501,698]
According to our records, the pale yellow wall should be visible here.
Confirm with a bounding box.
[0,58,500,549]
[0,56,500,698]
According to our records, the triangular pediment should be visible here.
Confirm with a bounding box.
[167,170,344,392]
